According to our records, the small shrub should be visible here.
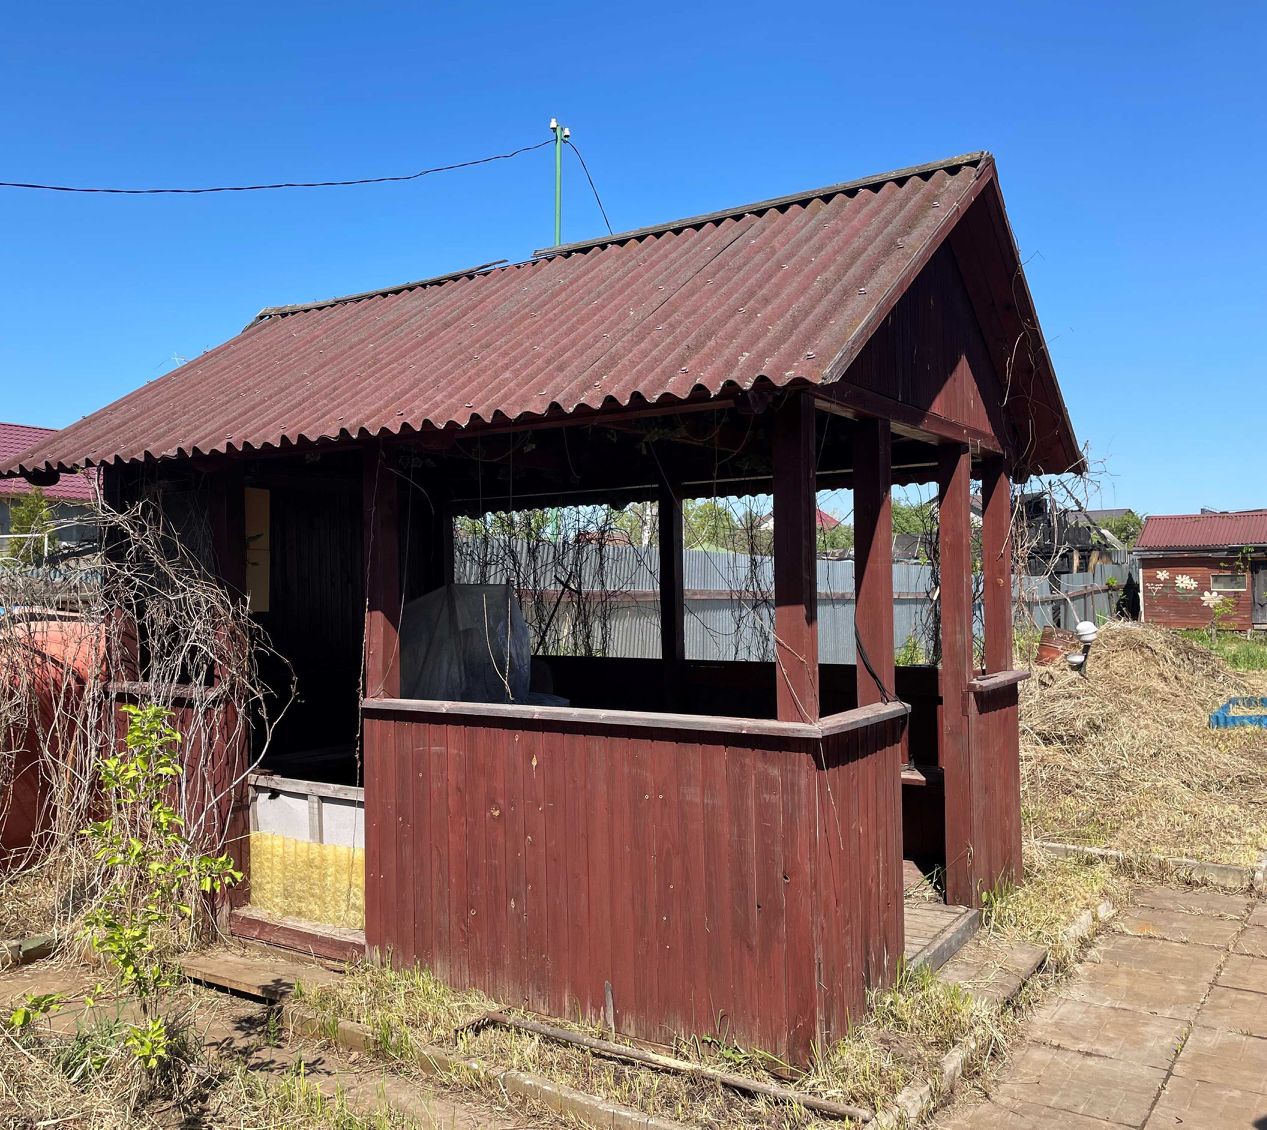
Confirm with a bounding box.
[75,704,240,1074]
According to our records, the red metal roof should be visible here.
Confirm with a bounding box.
[1136,511,1267,551]
[0,423,95,502]
[1,152,1079,481]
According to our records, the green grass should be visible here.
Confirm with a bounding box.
[1179,630,1267,671]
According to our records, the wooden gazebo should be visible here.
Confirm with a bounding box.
[3,152,1081,1062]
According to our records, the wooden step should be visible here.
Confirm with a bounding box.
[229,906,366,964]
[181,949,340,1001]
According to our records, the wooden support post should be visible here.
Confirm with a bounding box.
[440,494,455,587]
[658,482,686,709]
[853,416,902,988]
[206,466,250,910]
[853,420,895,708]
[937,444,975,905]
[101,465,140,682]
[772,395,819,723]
[363,445,402,699]
[981,457,1013,673]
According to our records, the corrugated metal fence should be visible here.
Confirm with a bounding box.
[456,540,1132,663]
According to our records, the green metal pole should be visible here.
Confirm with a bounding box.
[549,118,567,541]
[551,118,568,246]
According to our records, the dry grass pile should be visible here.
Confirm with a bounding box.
[1020,621,1267,865]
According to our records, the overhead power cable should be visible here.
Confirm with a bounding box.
[0,137,554,195]
[566,138,614,235]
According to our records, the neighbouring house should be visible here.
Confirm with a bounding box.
[1135,510,1267,630]
[1,151,1082,1062]
[758,506,842,532]
[1085,507,1135,526]
[1020,492,1126,575]
[0,422,98,551]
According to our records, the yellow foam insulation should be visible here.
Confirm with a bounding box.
[249,832,364,929]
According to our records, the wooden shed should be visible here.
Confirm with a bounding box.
[2,152,1081,1062]
[1136,511,1267,630]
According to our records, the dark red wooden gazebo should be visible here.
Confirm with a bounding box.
[3,152,1081,1062]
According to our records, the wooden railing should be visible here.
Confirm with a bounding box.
[359,697,907,1064]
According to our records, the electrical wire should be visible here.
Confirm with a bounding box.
[0,137,554,195]
[565,139,614,235]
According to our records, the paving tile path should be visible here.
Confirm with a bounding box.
[941,884,1267,1129]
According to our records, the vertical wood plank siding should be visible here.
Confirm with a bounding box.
[1141,559,1257,630]
[363,708,905,1063]
[110,690,251,890]
[966,683,1022,891]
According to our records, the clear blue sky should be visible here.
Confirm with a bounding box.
[2,2,1263,516]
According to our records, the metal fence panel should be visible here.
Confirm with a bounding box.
[454,536,1135,661]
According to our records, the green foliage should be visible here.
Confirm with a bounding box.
[895,635,928,666]
[1179,629,1267,671]
[455,509,553,541]
[891,499,934,536]
[682,499,744,551]
[8,992,63,1032]
[5,487,59,564]
[1099,510,1144,548]
[817,520,854,554]
[78,704,240,1070]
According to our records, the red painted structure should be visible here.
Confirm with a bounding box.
[1136,511,1267,631]
[2,152,1080,1062]
[0,619,103,860]
[0,424,96,504]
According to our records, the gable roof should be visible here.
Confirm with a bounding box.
[0,423,96,502]
[1,152,1080,482]
[1136,510,1267,552]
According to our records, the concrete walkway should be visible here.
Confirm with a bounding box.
[942,884,1267,1129]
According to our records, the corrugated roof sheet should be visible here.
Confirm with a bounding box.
[0,423,96,501]
[1,151,1077,480]
[1136,511,1267,551]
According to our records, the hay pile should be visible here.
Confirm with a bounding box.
[1020,621,1267,865]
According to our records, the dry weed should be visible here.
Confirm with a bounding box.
[1020,622,1267,864]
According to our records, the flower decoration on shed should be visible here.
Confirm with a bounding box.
[1201,591,1223,609]
[1156,570,1170,581]
[1175,574,1197,591]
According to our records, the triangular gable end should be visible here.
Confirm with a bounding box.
[822,167,1081,477]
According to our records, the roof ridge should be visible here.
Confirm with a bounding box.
[531,151,990,258]
[246,153,990,327]
[249,259,514,326]
[0,421,56,433]
[1146,509,1267,518]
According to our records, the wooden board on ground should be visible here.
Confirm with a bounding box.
[181,949,340,1001]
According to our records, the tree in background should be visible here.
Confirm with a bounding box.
[1100,510,1144,549]
[5,487,58,565]
[817,521,854,554]
[892,499,935,536]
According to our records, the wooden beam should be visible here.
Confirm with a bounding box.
[814,384,1002,455]
[772,395,819,722]
[981,456,1013,672]
[853,419,895,708]
[363,445,402,699]
[937,443,975,906]
[362,696,909,742]
[658,482,685,708]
